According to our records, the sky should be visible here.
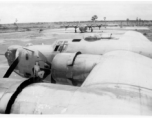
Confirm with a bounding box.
[0,1,152,23]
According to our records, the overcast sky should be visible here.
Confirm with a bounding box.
[0,1,152,23]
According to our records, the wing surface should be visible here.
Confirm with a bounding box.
[119,31,150,42]
[0,51,152,114]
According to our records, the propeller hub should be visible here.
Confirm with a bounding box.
[5,45,22,66]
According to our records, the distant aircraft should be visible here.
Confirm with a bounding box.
[61,22,103,33]
[61,23,90,33]
[0,31,152,114]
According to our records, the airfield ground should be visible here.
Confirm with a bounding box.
[0,26,151,80]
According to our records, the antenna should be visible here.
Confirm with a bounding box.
[15,18,18,23]
[14,18,18,29]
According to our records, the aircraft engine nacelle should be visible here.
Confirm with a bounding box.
[4,45,55,79]
[79,26,88,33]
[51,53,101,86]
[5,45,22,66]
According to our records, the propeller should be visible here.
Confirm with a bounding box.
[5,77,38,114]
[4,46,53,84]
[3,57,19,78]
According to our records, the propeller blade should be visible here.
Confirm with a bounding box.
[51,75,56,83]
[5,77,36,114]
[3,57,19,78]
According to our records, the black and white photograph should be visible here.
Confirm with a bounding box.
[0,0,152,117]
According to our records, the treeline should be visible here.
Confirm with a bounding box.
[0,20,152,31]
[55,20,152,26]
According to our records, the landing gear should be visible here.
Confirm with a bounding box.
[75,28,77,33]
[91,28,93,32]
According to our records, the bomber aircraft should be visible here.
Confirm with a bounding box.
[0,31,152,114]
[61,22,103,33]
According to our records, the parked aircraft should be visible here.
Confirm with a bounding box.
[61,22,103,33]
[0,31,152,114]
[61,24,90,33]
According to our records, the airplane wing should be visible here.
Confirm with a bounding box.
[0,50,152,115]
[119,31,150,42]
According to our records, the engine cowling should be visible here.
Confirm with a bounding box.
[5,45,55,79]
[51,53,102,86]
